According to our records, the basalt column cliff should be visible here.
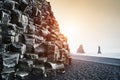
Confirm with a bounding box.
[0,0,71,79]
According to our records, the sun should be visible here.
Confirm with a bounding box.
[59,23,79,53]
[60,23,76,39]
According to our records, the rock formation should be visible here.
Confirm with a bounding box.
[77,44,85,53]
[98,46,101,54]
[0,0,71,79]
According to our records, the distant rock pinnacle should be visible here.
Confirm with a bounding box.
[98,46,101,54]
[77,44,85,53]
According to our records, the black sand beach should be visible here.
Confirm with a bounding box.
[26,58,120,80]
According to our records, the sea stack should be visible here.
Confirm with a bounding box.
[77,44,85,53]
[98,46,101,54]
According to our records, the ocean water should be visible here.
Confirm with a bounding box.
[73,53,120,59]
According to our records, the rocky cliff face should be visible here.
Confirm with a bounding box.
[0,0,71,79]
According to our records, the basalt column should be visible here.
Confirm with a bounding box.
[0,0,71,79]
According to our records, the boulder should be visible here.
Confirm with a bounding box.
[6,43,26,55]
[11,9,21,24]
[3,0,19,10]
[0,10,10,24]
[34,43,47,57]
[18,0,29,12]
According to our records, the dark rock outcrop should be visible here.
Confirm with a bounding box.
[98,46,101,54]
[0,0,71,79]
[77,44,85,53]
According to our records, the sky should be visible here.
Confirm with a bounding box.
[47,0,120,53]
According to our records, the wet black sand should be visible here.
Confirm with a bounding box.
[28,59,120,80]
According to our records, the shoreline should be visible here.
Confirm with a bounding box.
[71,53,120,59]
[71,54,120,66]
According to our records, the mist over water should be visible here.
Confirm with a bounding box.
[73,52,120,59]
[70,44,120,59]
[48,0,120,59]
